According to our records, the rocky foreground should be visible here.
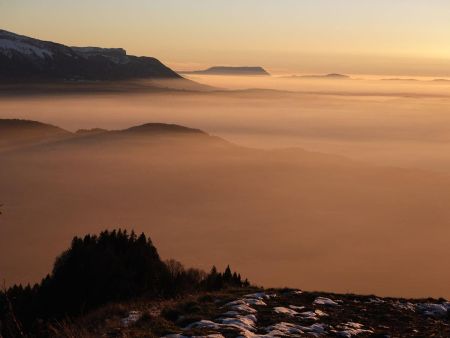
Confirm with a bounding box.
[80,288,450,338]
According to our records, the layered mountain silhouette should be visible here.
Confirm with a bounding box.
[0,29,181,82]
[0,119,348,165]
[0,119,223,152]
[70,122,222,149]
[180,66,270,76]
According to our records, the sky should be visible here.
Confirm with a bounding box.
[1,0,450,76]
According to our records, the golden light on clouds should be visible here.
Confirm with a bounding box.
[2,0,450,76]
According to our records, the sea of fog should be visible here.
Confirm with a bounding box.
[1,75,450,298]
[1,76,450,171]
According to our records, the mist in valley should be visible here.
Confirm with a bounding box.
[1,76,450,299]
[2,76,450,170]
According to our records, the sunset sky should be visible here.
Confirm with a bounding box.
[2,0,450,76]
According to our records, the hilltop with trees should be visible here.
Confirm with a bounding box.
[0,229,249,337]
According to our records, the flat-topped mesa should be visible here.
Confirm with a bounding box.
[324,73,348,78]
[181,66,270,76]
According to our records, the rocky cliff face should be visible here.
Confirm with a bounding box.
[0,29,181,81]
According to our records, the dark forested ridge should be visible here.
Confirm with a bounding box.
[0,230,249,337]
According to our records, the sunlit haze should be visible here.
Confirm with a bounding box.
[2,0,450,76]
[2,4,450,333]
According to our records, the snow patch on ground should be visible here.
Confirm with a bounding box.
[165,335,224,338]
[288,304,305,311]
[273,306,299,316]
[392,301,416,312]
[417,302,450,318]
[367,298,385,304]
[313,297,339,306]
[244,298,267,306]
[217,314,257,332]
[121,310,142,327]
[227,303,258,314]
[185,320,220,330]
[244,292,276,300]
[265,322,304,336]
[186,295,263,338]
[314,309,328,317]
[298,323,327,336]
[331,322,374,337]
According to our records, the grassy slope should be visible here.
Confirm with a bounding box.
[52,288,450,338]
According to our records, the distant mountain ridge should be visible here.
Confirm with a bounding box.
[181,66,270,76]
[0,29,181,82]
[0,119,70,146]
[0,119,213,152]
[287,73,350,79]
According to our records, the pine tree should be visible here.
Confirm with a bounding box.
[223,265,232,282]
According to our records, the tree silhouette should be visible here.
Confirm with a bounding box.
[0,229,250,336]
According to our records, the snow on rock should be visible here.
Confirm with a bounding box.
[186,296,262,338]
[164,335,224,338]
[244,292,276,300]
[71,46,129,64]
[217,314,257,332]
[313,297,339,306]
[224,298,261,314]
[332,322,374,337]
[121,310,142,327]
[228,303,258,314]
[0,39,54,59]
[185,320,220,330]
[235,328,264,338]
[186,318,256,338]
[314,309,328,317]
[299,323,327,336]
[225,299,248,307]
[392,301,416,312]
[273,306,299,316]
[264,322,327,337]
[265,322,304,336]
[298,311,318,320]
[417,302,450,318]
[294,308,328,321]
[244,298,267,306]
[367,298,385,304]
[288,305,305,311]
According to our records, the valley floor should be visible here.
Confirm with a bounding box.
[56,288,450,338]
